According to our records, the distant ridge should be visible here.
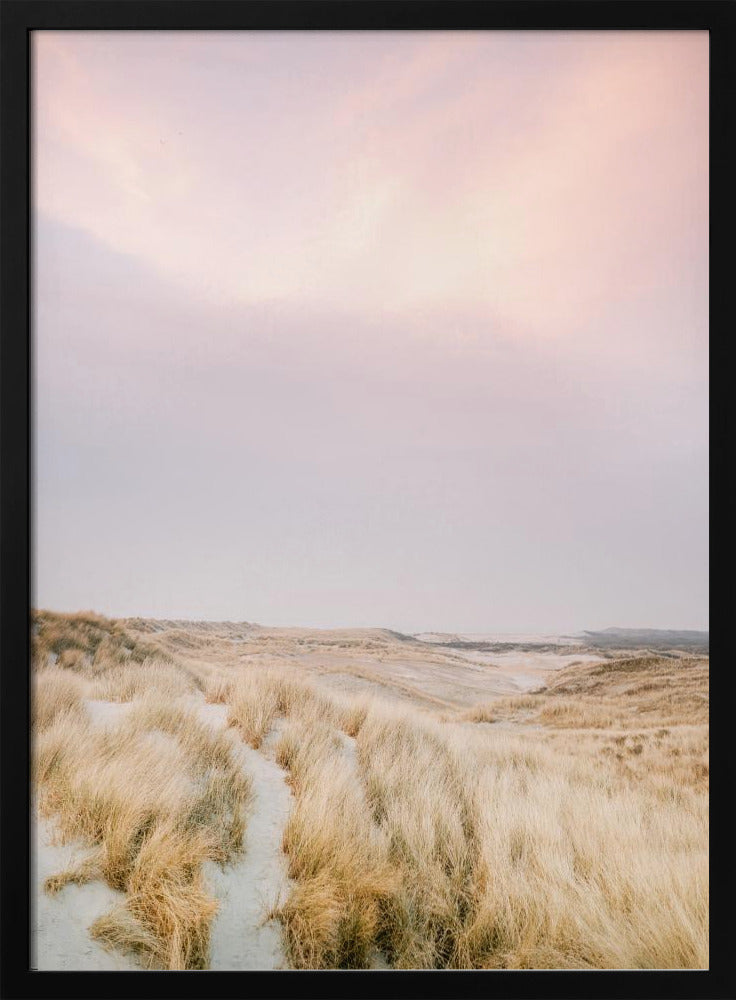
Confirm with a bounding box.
[583,627,708,652]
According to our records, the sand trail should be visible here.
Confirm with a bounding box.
[196,702,294,969]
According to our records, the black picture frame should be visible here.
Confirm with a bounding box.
[1,3,733,998]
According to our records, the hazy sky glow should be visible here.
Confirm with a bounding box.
[33,30,708,632]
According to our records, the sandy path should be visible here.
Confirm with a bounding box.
[196,703,294,969]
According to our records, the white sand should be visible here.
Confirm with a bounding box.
[85,698,131,727]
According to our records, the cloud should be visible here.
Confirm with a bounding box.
[32,32,708,629]
[35,32,706,326]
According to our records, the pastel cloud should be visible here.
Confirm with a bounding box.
[33,31,708,630]
[35,32,706,328]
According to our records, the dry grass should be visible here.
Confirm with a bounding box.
[32,668,88,730]
[274,716,398,968]
[226,668,337,748]
[33,675,252,969]
[360,711,705,968]
[86,660,197,702]
[460,656,709,801]
[250,658,708,969]
[204,673,234,704]
[212,668,398,968]
[32,611,708,971]
[469,655,709,731]
[33,609,178,677]
[334,697,371,738]
[355,706,481,968]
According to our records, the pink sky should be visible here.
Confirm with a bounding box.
[33,31,708,630]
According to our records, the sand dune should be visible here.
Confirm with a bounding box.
[31,610,708,971]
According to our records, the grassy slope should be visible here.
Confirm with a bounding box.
[32,610,708,970]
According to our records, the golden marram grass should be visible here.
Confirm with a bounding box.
[31,610,708,970]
